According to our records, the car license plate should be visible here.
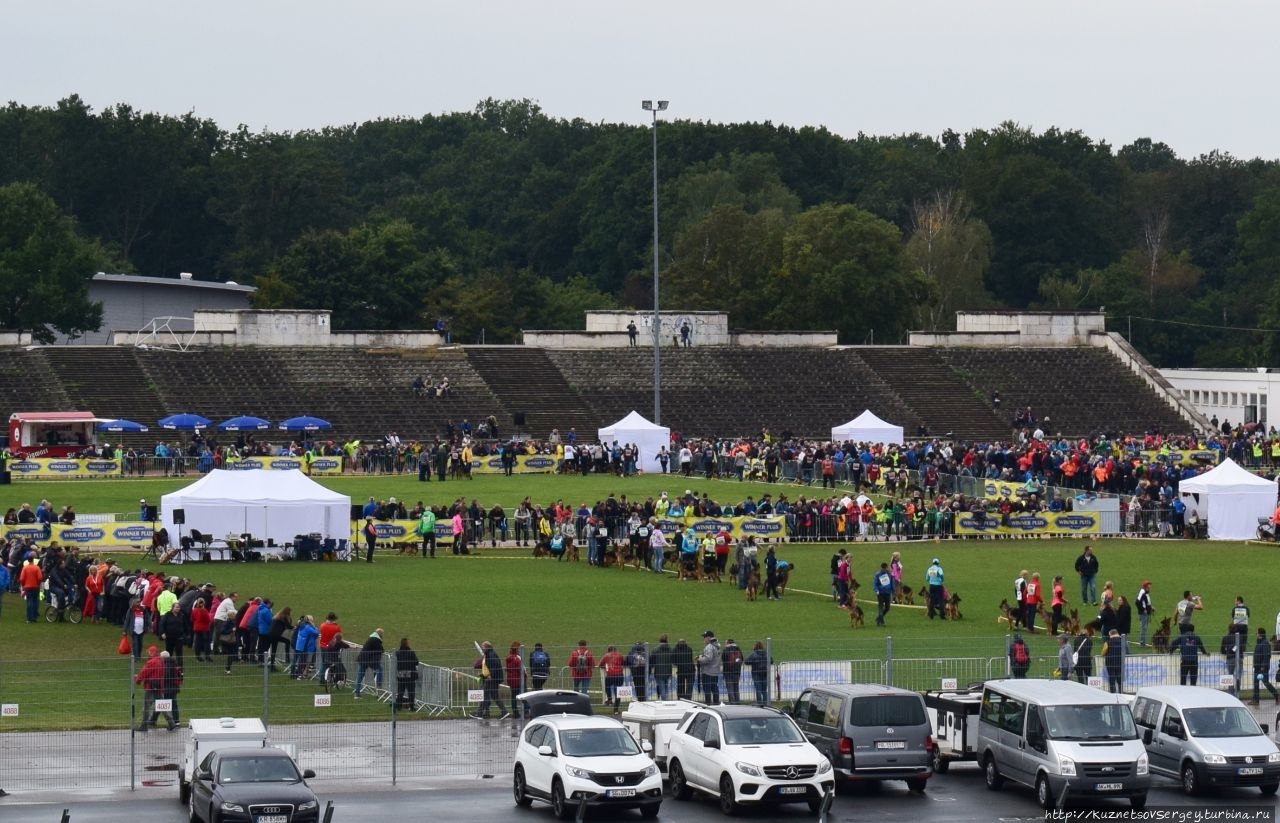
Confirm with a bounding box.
[607,788,636,798]
[1239,767,1264,776]
[779,786,807,794]
[1094,782,1122,792]
[256,817,288,823]
[876,741,906,749]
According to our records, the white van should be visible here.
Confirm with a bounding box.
[977,679,1149,810]
[1131,685,1280,796]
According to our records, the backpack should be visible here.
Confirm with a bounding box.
[127,576,144,597]
[572,650,589,676]
[628,649,647,669]
[530,648,550,674]
[1013,641,1029,666]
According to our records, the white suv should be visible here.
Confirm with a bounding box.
[513,713,662,819]
[666,704,835,815]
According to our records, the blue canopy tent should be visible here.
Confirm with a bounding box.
[217,416,272,432]
[278,415,332,432]
[159,413,210,431]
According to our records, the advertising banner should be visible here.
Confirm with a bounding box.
[468,454,558,475]
[10,457,123,479]
[2,522,157,547]
[955,510,1101,536]
[652,516,787,540]
[351,520,456,546]
[224,455,343,475]
[1138,449,1220,467]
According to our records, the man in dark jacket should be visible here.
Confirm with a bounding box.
[721,639,744,704]
[651,635,673,700]
[1171,624,1208,685]
[157,602,187,666]
[626,642,648,702]
[471,641,508,719]
[672,639,695,700]
[1252,627,1278,704]
[353,628,385,698]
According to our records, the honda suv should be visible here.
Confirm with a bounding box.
[666,704,834,815]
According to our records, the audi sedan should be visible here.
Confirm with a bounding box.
[188,747,320,823]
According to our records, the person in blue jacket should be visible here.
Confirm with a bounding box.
[925,558,946,619]
[873,562,896,626]
[291,614,319,679]
[254,599,274,664]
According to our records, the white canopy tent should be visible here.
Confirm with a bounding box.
[831,410,904,446]
[598,410,670,474]
[1177,458,1278,540]
[160,469,352,546]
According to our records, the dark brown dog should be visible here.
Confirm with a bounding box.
[745,567,760,601]
[945,592,963,620]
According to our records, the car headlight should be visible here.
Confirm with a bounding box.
[219,802,246,813]
[1136,754,1148,776]
[564,765,596,780]
[1268,752,1280,764]
[643,763,659,778]
[817,759,832,775]
[735,761,763,777]
[1058,757,1076,777]
[298,800,318,812]
[1202,754,1226,764]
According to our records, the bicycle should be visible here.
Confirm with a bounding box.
[44,591,83,624]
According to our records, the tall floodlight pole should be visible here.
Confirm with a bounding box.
[642,100,668,424]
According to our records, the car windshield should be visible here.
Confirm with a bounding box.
[218,757,302,784]
[559,727,641,757]
[1184,707,1263,738]
[1043,704,1137,741]
[723,717,805,745]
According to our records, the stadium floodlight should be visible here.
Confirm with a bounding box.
[642,99,669,423]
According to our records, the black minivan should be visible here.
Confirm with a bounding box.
[792,684,933,791]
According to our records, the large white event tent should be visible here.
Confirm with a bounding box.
[1177,458,1278,541]
[160,469,352,546]
[831,410,904,445]
[598,410,670,474]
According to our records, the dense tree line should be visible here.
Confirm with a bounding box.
[2,94,1280,365]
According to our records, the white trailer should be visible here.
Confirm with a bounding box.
[924,689,983,773]
[178,717,293,803]
[620,700,699,774]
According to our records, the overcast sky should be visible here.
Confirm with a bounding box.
[6,0,1278,160]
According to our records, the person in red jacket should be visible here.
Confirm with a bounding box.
[505,642,525,718]
[19,558,43,623]
[190,598,213,662]
[1023,572,1043,633]
[134,646,164,731]
[598,645,625,712]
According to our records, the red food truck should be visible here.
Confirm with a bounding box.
[7,411,101,458]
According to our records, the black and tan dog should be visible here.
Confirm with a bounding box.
[1152,617,1172,652]
[745,566,761,601]
[846,582,865,628]
[945,592,963,620]
[893,585,915,607]
[997,598,1017,627]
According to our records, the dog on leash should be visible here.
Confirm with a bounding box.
[997,598,1017,627]
[776,564,792,596]
[894,586,915,607]
[1063,609,1081,636]
[847,600,866,628]
[745,566,761,601]
[945,592,963,620]
[1152,617,1172,652]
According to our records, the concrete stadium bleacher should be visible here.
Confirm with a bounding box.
[0,343,1195,446]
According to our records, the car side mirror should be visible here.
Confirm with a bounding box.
[537,744,554,757]
[197,769,212,781]
[302,769,316,779]
[641,739,653,752]
[1142,729,1153,745]
[704,739,720,749]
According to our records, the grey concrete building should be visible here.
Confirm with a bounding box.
[57,272,256,344]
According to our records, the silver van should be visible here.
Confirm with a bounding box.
[977,679,1149,810]
[791,684,932,791]
[1131,685,1280,796]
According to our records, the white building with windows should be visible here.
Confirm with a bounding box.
[1158,368,1275,431]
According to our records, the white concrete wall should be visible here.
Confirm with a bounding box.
[0,332,32,346]
[584,311,731,345]
[908,331,1020,347]
[953,311,1106,345]
[1159,367,1277,429]
[731,331,837,347]
[522,329,837,348]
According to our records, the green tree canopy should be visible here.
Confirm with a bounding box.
[0,182,108,342]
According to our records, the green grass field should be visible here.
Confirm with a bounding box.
[3,472,1275,729]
